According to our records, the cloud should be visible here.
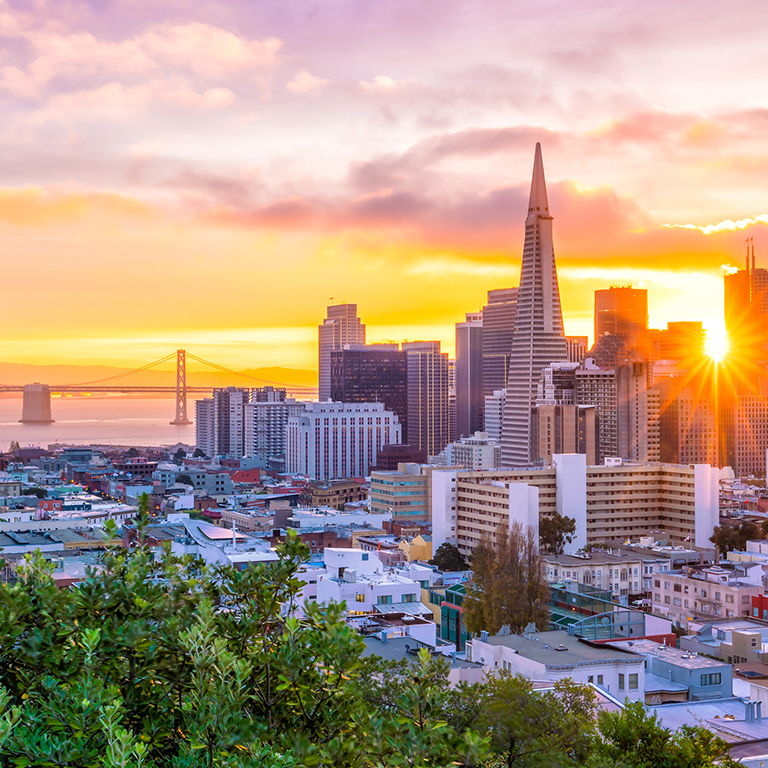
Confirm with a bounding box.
[663,214,768,235]
[286,69,328,93]
[359,75,415,93]
[137,22,281,79]
[0,187,153,226]
[30,80,235,122]
[0,13,281,101]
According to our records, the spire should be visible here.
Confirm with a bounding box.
[527,141,549,215]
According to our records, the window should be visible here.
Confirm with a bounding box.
[597,675,604,686]
[377,595,392,604]
[726,594,734,603]
[751,637,759,648]
[629,674,639,690]
[618,674,625,690]
[362,553,369,561]
[403,593,416,603]
[588,675,594,683]
[674,584,682,593]
[356,594,365,603]
[701,673,721,686]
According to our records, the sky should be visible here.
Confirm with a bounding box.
[2,0,768,372]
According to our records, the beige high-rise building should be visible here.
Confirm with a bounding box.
[430,459,719,558]
[531,404,598,465]
[318,304,366,401]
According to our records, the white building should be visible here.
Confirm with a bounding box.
[435,431,501,470]
[316,549,434,644]
[467,629,645,702]
[286,402,401,481]
[195,398,215,457]
[483,389,506,443]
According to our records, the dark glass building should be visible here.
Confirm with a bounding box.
[329,344,408,434]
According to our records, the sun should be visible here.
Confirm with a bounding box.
[705,325,729,363]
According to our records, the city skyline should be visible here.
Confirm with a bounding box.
[1,0,767,368]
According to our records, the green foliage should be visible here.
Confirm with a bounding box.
[464,523,549,636]
[192,449,205,458]
[0,525,485,767]
[21,487,46,499]
[429,542,468,572]
[476,675,597,768]
[710,520,761,554]
[596,700,738,768]
[538,512,576,555]
[174,474,194,487]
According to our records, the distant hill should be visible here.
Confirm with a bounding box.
[0,362,317,389]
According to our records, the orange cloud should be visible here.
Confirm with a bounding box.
[0,188,154,226]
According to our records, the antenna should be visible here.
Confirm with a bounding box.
[752,236,756,271]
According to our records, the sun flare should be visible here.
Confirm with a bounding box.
[705,326,729,363]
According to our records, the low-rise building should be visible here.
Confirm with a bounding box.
[466,629,646,702]
[609,639,733,702]
[303,479,368,510]
[316,548,427,619]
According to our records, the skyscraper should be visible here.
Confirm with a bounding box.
[594,286,648,351]
[404,341,450,457]
[481,288,517,397]
[194,387,250,458]
[455,312,483,438]
[329,343,408,433]
[502,143,568,466]
[318,304,366,401]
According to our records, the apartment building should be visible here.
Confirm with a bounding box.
[369,462,452,522]
[431,457,719,558]
[651,563,764,629]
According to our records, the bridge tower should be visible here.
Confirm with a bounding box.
[170,349,193,425]
[19,383,54,423]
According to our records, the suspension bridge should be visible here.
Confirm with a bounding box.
[0,349,318,425]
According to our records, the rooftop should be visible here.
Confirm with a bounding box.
[609,639,727,670]
[478,630,643,667]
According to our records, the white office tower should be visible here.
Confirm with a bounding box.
[286,402,401,481]
[195,398,215,457]
[502,143,568,466]
[318,304,366,401]
[483,389,507,443]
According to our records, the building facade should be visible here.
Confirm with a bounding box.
[455,313,484,439]
[482,288,517,398]
[404,341,450,457]
[329,344,408,434]
[318,304,366,402]
[503,144,568,466]
[286,402,401,481]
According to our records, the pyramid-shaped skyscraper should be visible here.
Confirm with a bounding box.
[501,143,568,466]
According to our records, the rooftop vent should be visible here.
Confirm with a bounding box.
[555,645,568,652]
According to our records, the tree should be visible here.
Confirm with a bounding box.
[595,700,738,767]
[539,511,576,555]
[0,525,487,768]
[476,675,597,768]
[193,448,206,458]
[126,447,139,458]
[464,522,550,636]
[8,441,19,455]
[710,520,760,554]
[174,448,186,462]
[22,487,46,499]
[430,542,468,571]
[175,473,195,487]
